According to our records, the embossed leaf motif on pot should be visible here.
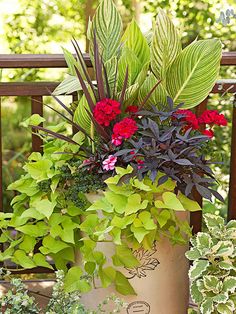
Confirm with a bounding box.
[125,242,160,279]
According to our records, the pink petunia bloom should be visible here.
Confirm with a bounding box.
[102,155,117,171]
[112,134,123,146]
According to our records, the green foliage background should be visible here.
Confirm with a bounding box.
[1,0,236,216]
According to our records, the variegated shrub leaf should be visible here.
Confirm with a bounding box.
[189,260,209,281]
[223,276,236,294]
[190,281,204,304]
[216,300,235,314]
[203,275,222,294]
[200,299,214,314]
[90,0,122,63]
[151,9,181,81]
[122,19,150,66]
[166,39,222,108]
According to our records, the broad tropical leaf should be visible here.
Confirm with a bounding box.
[122,19,150,66]
[90,0,122,62]
[117,47,141,90]
[53,76,82,95]
[166,39,222,108]
[74,95,92,134]
[138,73,167,108]
[151,9,181,81]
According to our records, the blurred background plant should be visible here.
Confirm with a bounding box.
[0,0,235,219]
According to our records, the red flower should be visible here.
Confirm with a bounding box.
[198,110,227,127]
[175,109,199,130]
[113,118,138,139]
[125,106,139,114]
[137,159,144,169]
[202,129,214,138]
[93,98,121,126]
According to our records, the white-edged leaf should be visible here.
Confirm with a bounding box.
[223,276,236,294]
[189,260,209,280]
[190,280,204,304]
[151,9,181,81]
[166,39,222,108]
[217,300,235,314]
[200,298,214,314]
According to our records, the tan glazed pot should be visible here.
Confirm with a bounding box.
[80,192,189,314]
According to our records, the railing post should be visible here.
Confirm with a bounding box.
[190,97,208,234]
[228,96,236,221]
[0,97,3,212]
[31,96,43,153]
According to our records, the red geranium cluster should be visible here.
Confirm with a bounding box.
[112,117,138,146]
[175,109,199,130]
[175,109,227,138]
[198,110,227,126]
[93,98,121,126]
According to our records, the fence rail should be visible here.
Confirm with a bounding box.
[0,52,236,273]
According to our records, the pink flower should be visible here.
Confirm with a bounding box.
[112,134,123,146]
[102,155,117,171]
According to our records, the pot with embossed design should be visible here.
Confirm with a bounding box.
[77,187,192,314]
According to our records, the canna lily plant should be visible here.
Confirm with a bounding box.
[0,0,227,300]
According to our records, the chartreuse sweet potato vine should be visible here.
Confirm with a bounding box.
[186,214,236,314]
[0,138,200,296]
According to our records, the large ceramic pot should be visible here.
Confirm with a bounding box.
[80,192,189,314]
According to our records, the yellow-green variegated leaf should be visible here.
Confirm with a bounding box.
[105,56,117,92]
[138,73,167,108]
[62,48,87,81]
[122,19,150,66]
[151,9,181,81]
[91,0,122,62]
[166,39,222,109]
[73,94,92,134]
[123,62,149,105]
[53,76,82,95]
[117,47,142,91]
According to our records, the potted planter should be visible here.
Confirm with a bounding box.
[1,0,226,313]
[83,191,190,313]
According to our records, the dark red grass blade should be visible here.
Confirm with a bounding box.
[93,30,106,100]
[31,125,78,145]
[85,108,110,141]
[74,66,95,111]
[44,103,94,142]
[71,38,97,101]
[140,80,162,108]
[119,67,129,106]
[47,88,73,116]
[102,61,111,98]
[112,59,119,99]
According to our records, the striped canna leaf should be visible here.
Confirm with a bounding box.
[151,9,182,82]
[166,39,222,108]
[122,19,150,66]
[90,0,122,63]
